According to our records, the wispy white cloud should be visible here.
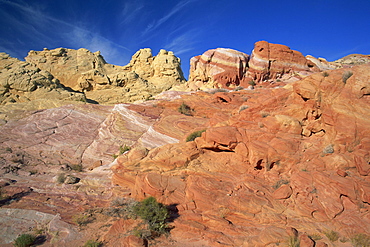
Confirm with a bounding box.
[119,1,144,26]
[141,0,195,37]
[164,29,200,55]
[0,0,130,64]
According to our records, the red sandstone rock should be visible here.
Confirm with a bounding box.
[111,64,370,246]
[248,41,319,82]
[187,48,249,90]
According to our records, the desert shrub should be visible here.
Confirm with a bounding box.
[323,144,334,154]
[209,88,229,94]
[342,71,353,83]
[351,233,370,247]
[119,145,131,154]
[248,80,256,86]
[57,173,66,184]
[322,71,329,77]
[234,86,244,91]
[13,233,36,247]
[309,233,322,241]
[186,129,206,142]
[238,105,249,113]
[70,164,83,172]
[133,196,169,234]
[105,197,138,219]
[324,230,339,242]
[287,235,300,247]
[83,240,103,247]
[72,213,93,226]
[272,179,289,189]
[178,102,192,116]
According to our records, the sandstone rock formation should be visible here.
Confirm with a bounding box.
[334,53,370,66]
[185,41,350,91]
[25,47,185,104]
[247,40,320,82]
[111,63,370,246]
[184,48,249,90]
[0,52,85,105]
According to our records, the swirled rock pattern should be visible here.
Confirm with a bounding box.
[112,64,370,246]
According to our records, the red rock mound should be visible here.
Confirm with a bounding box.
[185,48,249,90]
[248,40,319,82]
[112,64,370,246]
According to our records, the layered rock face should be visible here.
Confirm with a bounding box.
[186,41,348,90]
[111,64,370,246]
[185,48,249,90]
[25,47,185,104]
[247,40,320,81]
[0,52,85,105]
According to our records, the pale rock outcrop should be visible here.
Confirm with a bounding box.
[26,48,107,90]
[0,52,85,105]
[184,48,249,90]
[306,55,342,71]
[335,54,370,66]
[25,47,185,104]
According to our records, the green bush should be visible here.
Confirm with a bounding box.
[324,230,339,242]
[351,233,370,247]
[83,240,103,247]
[13,234,36,247]
[186,129,206,142]
[57,173,66,184]
[133,196,169,234]
[72,213,93,226]
[70,164,83,172]
[287,235,300,247]
[119,145,131,154]
[342,71,353,83]
[322,71,329,77]
[178,102,192,116]
[248,80,256,86]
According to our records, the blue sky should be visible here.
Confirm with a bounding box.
[1,0,369,79]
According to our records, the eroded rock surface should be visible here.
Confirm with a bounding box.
[0,52,85,105]
[112,64,370,246]
[25,48,185,104]
[184,48,249,90]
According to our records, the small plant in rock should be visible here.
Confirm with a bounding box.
[186,129,206,142]
[248,80,256,86]
[13,233,36,247]
[342,71,353,83]
[322,71,329,77]
[83,240,103,247]
[70,164,83,172]
[309,233,322,241]
[324,230,339,242]
[119,145,131,154]
[105,197,138,219]
[178,102,192,116]
[351,233,370,247]
[209,88,229,94]
[56,173,66,184]
[287,235,300,247]
[238,105,249,113]
[272,179,289,189]
[72,213,94,226]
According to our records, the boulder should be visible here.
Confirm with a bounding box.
[185,48,249,90]
[248,41,319,82]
